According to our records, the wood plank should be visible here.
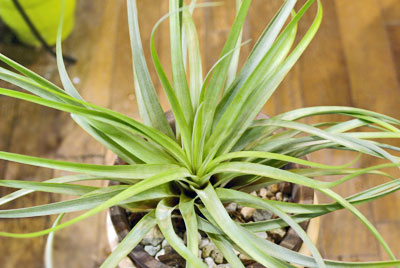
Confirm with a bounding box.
[292,0,385,259]
[0,88,63,268]
[335,0,400,118]
[0,39,67,267]
[1,0,400,266]
[387,25,400,85]
[333,0,400,260]
[0,98,19,177]
[0,0,122,267]
[201,0,237,72]
[49,1,125,267]
[380,0,400,25]
[376,222,400,260]
[108,1,138,119]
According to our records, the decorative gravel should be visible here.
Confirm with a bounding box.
[128,183,293,267]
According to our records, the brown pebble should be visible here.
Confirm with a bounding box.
[279,182,292,195]
[259,188,268,198]
[211,249,224,264]
[268,184,279,194]
[240,207,256,220]
[268,228,287,243]
[202,243,216,258]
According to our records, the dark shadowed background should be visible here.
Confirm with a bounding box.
[0,0,399,267]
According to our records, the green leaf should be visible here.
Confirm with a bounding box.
[150,11,192,158]
[238,180,400,232]
[100,211,157,268]
[127,0,175,138]
[240,224,400,267]
[0,67,161,166]
[85,118,176,164]
[0,53,66,96]
[170,0,194,126]
[45,213,64,268]
[195,184,297,268]
[207,233,245,268]
[210,0,322,158]
[0,174,108,207]
[205,5,300,159]
[276,106,400,125]
[251,119,399,162]
[208,151,359,174]
[217,0,297,119]
[191,103,205,172]
[0,150,179,179]
[238,167,393,192]
[0,87,189,167]
[198,185,400,267]
[156,199,207,268]
[207,161,328,189]
[319,188,396,261]
[0,69,68,103]
[0,180,98,196]
[290,167,392,179]
[182,3,203,110]
[179,194,199,268]
[56,0,83,101]
[217,188,326,267]
[229,107,400,152]
[200,0,252,140]
[0,184,176,218]
[196,215,223,234]
[198,179,400,235]
[72,115,140,165]
[224,0,244,93]
[0,168,189,237]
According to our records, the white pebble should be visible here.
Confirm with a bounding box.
[199,238,210,248]
[225,203,238,213]
[155,248,165,260]
[161,239,169,248]
[259,188,268,198]
[144,245,160,256]
[142,227,164,246]
[204,257,217,268]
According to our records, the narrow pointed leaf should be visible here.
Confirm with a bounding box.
[127,0,175,138]
[100,211,157,268]
[179,194,199,268]
[45,213,65,268]
[0,168,189,237]
[156,199,207,268]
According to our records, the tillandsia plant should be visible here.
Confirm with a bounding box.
[1,0,400,267]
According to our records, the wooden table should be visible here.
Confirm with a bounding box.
[0,0,399,267]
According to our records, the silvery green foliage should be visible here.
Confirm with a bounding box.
[0,1,400,267]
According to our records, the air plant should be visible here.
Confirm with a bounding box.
[0,0,400,267]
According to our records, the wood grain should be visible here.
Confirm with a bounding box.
[0,0,399,266]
